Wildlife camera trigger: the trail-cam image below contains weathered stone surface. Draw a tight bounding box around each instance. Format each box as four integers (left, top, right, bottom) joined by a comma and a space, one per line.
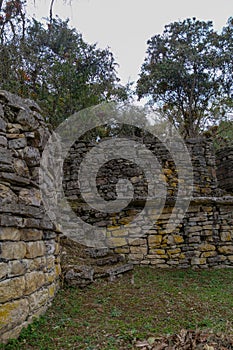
0, 184, 18, 205
218, 245, 233, 254
19, 188, 41, 207
64, 266, 94, 288
0, 262, 9, 279
0, 276, 25, 303
0, 299, 29, 334
148, 235, 162, 247
13, 159, 29, 177
8, 137, 27, 149
20, 229, 43, 241
0, 149, 12, 167
0, 242, 26, 260
24, 271, 45, 295
199, 244, 216, 252
28, 289, 49, 312
24, 146, 40, 167
25, 241, 45, 258
0, 227, 20, 241
0, 136, 7, 147
0, 91, 60, 343
0, 116, 6, 132
8, 261, 27, 277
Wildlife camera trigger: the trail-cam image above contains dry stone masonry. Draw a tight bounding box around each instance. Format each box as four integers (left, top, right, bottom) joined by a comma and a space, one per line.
0, 91, 233, 343
0, 91, 61, 343
216, 147, 233, 194
63, 133, 233, 269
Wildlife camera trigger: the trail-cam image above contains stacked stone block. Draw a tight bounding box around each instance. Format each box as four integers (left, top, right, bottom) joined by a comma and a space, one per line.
216, 147, 233, 194
0, 91, 61, 343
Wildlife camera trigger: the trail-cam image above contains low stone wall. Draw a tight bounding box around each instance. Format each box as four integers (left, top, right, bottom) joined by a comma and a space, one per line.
112, 198, 233, 268
216, 147, 233, 194
0, 91, 61, 342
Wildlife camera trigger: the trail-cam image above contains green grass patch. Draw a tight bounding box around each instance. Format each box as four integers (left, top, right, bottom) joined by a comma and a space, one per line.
1, 267, 233, 349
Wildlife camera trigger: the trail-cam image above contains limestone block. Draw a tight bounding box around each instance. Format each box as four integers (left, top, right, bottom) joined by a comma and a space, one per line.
20, 229, 43, 241
0, 299, 29, 334
199, 243, 216, 252
0, 116, 6, 132
25, 241, 46, 258
201, 251, 217, 258
148, 235, 162, 247
46, 256, 55, 269
0, 323, 24, 343
13, 158, 30, 177
19, 189, 41, 207
0, 276, 25, 303
130, 246, 147, 254
191, 257, 207, 265
0, 242, 26, 259
220, 232, 232, 241
28, 288, 49, 312
218, 245, 233, 254
25, 271, 45, 295
0, 215, 23, 227
8, 137, 27, 149
167, 248, 181, 256
23, 146, 40, 167
0, 227, 20, 241
26, 256, 46, 272
0, 184, 18, 205
129, 238, 146, 246
173, 235, 184, 244
0, 262, 9, 279
128, 253, 144, 261
150, 259, 166, 265
0, 135, 7, 147
108, 237, 127, 247
8, 260, 27, 277
114, 246, 130, 254
45, 271, 56, 283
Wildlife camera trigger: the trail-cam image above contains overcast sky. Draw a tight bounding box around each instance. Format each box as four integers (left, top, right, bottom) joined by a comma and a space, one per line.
28, 0, 232, 84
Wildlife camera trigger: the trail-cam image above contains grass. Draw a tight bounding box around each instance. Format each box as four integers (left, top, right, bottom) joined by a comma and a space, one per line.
1, 267, 233, 349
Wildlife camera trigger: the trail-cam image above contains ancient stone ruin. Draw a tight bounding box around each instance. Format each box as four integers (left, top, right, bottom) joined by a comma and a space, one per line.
0, 91, 61, 342
0, 91, 233, 343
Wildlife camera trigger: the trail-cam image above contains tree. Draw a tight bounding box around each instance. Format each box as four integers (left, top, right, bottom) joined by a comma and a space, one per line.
136, 18, 233, 138
0, 15, 128, 126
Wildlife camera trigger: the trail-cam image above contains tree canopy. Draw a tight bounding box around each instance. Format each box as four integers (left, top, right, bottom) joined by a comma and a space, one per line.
0, 2, 128, 126
137, 17, 233, 138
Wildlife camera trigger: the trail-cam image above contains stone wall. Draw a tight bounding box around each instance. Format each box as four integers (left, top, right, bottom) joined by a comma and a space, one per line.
63, 135, 233, 269
216, 147, 233, 194
63, 135, 218, 200
112, 198, 233, 268
0, 91, 232, 343
0, 91, 61, 343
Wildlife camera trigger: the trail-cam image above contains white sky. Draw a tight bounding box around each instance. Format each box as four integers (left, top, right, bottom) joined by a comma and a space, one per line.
28, 0, 232, 84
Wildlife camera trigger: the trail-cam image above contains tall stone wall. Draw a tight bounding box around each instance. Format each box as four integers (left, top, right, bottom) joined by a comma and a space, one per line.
63, 135, 233, 268
216, 147, 233, 194
0, 91, 61, 343
63, 135, 218, 200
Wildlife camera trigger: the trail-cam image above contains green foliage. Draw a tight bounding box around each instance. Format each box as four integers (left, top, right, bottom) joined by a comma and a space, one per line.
137, 17, 233, 138
0, 11, 128, 127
